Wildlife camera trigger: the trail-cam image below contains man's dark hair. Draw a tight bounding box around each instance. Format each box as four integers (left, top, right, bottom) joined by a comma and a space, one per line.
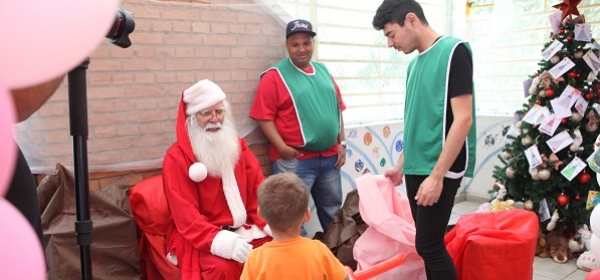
372, 0, 428, 30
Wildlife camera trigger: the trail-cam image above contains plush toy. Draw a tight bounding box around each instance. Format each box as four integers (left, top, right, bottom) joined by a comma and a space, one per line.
546, 231, 571, 264
579, 224, 593, 251
569, 233, 585, 255
577, 251, 600, 271
489, 199, 515, 212
536, 234, 548, 258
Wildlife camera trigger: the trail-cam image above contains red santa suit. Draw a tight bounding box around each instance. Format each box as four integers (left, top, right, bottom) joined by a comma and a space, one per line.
163, 80, 271, 280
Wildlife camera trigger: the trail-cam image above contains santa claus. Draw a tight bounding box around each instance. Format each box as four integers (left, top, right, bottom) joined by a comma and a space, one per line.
163, 79, 272, 279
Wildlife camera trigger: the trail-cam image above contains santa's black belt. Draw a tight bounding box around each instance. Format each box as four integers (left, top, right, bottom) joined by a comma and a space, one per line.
221, 226, 239, 231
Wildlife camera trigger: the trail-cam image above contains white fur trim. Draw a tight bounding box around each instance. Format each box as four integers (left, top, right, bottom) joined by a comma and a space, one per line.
166, 252, 178, 267
222, 169, 247, 228
189, 162, 208, 182
183, 79, 226, 115
210, 230, 239, 259
234, 224, 268, 242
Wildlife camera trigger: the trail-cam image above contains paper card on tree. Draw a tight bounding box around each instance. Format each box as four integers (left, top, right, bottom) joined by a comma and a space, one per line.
587, 191, 599, 210
522, 105, 543, 124
593, 103, 600, 115
534, 107, 551, 125
538, 199, 551, 222
539, 113, 561, 136
560, 85, 582, 107
574, 95, 589, 116
542, 40, 564, 61
583, 50, 600, 75
549, 57, 575, 79
586, 147, 600, 173
561, 157, 586, 181
525, 145, 544, 169
550, 97, 573, 119
523, 78, 532, 98
546, 130, 574, 153
575, 24, 592, 42
549, 12, 562, 34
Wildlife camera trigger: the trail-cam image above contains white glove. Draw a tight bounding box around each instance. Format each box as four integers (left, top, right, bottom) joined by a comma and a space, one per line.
231, 238, 252, 263
211, 230, 252, 263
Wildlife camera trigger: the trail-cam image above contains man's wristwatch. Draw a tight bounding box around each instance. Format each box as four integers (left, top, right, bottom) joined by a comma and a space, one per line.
339, 140, 347, 148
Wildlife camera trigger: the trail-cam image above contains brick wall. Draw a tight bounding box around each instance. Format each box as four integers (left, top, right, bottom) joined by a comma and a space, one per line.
15, 0, 285, 184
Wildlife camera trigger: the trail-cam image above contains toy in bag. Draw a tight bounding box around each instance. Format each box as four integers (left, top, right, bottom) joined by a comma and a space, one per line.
351, 174, 426, 280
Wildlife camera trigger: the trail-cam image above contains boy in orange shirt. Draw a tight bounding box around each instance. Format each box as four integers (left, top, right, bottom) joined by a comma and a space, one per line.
241, 173, 350, 280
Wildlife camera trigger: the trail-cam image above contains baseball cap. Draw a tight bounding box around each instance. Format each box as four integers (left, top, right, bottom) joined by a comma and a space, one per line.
286, 19, 317, 39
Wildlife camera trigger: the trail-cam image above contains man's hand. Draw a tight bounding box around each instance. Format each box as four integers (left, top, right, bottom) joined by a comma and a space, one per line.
278, 145, 302, 160
415, 175, 443, 206
231, 238, 252, 263
384, 165, 403, 186
334, 146, 346, 168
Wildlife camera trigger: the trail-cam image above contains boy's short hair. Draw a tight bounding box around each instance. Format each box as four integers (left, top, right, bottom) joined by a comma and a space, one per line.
372, 0, 429, 30
258, 173, 309, 232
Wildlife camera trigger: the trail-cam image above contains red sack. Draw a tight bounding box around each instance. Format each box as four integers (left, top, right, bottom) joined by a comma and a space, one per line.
444, 209, 538, 280
129, 175, 180, 280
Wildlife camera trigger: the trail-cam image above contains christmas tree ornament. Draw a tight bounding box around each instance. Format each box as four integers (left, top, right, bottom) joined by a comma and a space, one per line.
567, 35, 574, 41
546, 88, 555, 98
579, 172, 591, 184
539, 169, 551, 180
561, 118, 568, 125
585, 93, 594, 100
539, 89, 547, 98
524, 200, 534, 210
557, 193, 570, 207
569, 71, 578, 78
553, 0, 581, 21
547, 209, 560, 231
576, 194, 581, 201
522, 135, 533, 146
501, 150, 512, 160
536, 100, 543, 105
588, 72, 597, 82
506, 167, 516, 178
572, 112, 583, 122
575, 50, 584, 59
551, 55, 560, 64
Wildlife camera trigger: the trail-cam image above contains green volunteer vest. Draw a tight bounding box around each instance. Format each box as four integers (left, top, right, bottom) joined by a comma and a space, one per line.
403, 36, 476, 178
269, 58, 340, 151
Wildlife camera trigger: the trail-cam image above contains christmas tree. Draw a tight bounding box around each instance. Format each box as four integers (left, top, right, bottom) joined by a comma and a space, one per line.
492, 0, 600, 235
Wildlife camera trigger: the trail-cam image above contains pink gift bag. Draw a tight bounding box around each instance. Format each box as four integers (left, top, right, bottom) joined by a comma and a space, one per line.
353, 174, 426, 280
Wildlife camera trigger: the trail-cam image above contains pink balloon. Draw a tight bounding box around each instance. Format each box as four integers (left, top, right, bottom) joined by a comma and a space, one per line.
0, 198, 46, 280
0, 0, 120, 88
0, 78, 16, 197
586, 267, 600, 280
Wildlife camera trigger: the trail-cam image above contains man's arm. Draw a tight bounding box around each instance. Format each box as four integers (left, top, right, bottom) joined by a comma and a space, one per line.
334, 112, 346, 168
255, 120, 301, 160
11, 75, 65, 122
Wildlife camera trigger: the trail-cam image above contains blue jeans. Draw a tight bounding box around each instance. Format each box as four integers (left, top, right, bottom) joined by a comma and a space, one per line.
272, 155, 342, 234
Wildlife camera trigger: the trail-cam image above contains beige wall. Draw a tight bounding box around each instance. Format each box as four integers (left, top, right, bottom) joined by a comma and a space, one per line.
15, 0, 286, 175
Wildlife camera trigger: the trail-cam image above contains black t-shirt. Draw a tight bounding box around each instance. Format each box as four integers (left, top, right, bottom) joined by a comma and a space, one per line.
5, 145, 43, 246
445, 44, 473, 173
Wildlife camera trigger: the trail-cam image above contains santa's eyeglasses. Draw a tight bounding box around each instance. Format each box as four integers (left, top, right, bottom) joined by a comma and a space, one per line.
196, 108, 226, 120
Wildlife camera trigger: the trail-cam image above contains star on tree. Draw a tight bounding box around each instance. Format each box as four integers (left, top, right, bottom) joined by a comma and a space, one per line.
553, 0, 582, 21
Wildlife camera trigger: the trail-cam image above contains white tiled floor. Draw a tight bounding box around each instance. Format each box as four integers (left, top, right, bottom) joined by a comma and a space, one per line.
451, 201, 588, 280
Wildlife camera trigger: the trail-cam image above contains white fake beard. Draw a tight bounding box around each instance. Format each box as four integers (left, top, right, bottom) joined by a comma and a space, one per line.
187, 116, 241, 178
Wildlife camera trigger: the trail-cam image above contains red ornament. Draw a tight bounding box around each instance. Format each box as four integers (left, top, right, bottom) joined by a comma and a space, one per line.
561, 118, 568, 125
578, 172, 591, 184
553, 0, 582, 21
567, 35, 573, 41
576, 73, 581, 78
536, 100, 542, 105
569, 71, 577, 78
547, 88, 555, 97
575, 194, 581, 201
559, 28, 565, 34
557, 193, 570, 206
585, 93, 593, 100
551, 35, 556, 40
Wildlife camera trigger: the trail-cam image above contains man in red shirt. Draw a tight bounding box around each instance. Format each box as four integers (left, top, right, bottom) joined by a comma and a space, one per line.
250, 19, 347, 235
163, 79, 271, 279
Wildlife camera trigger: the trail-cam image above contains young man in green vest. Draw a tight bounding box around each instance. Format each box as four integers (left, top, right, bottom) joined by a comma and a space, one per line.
250, 19, 347, 236
373, 1, 476, 279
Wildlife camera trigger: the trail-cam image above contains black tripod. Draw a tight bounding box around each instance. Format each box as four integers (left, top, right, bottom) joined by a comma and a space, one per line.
67, 58, 93, 280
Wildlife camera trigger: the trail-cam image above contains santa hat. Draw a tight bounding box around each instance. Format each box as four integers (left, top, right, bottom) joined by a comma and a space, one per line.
183, 79, 226, 116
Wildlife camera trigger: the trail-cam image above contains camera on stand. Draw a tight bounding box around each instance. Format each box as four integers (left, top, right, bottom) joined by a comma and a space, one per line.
106, 8, 135, 48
